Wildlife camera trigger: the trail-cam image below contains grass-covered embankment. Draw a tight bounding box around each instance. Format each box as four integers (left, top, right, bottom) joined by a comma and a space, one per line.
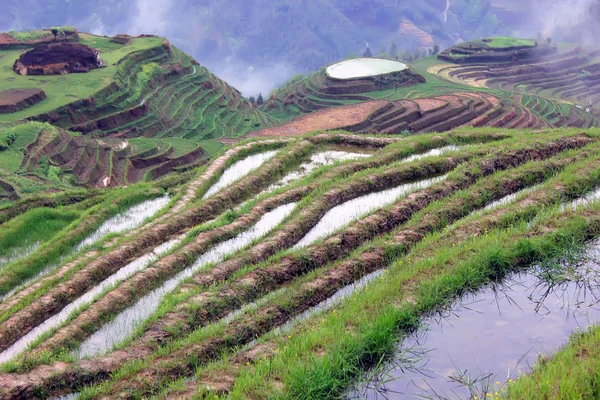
504, 327, 600, 399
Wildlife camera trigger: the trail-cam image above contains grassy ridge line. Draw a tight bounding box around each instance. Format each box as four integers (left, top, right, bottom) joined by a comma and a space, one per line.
216, 170, 600, 400
0, 140, 310, 353
0, 139, 291, 326
0, 188, 99, 226
505, 324, 600, 399
10, 133, 504, 368
76, 136, 597, 398
8, 134, 588, 398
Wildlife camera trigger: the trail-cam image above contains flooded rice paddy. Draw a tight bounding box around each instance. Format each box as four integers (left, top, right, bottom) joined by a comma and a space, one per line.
74, 202, 297, 358
0, 238, 183, 363
266, 150, 371, 193
294, 175, 447, 248
0, 196, 171, 303
76, 195, 170, 251
400, 146, 464, 164
203, 150, 279, 198
0, 242, 40, 271
326, 58, 408, 80
349, 241, 600, 400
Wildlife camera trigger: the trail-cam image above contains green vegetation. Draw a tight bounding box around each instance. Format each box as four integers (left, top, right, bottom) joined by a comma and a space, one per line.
6, 30, 52, 42
506, 324, 600, 399
464, 36, 537, 49
2, 21, 600, 400
0, 122, 47, 171
0, 207, 79, 258
0, 35, 163, 122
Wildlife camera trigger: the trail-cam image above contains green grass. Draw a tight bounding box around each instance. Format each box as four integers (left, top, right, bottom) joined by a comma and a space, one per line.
163, 138, 200, 158
78, 33, 123, 52
505, 324, 600, 399
221, 204, 600, 400
459, 36, 537, 50
0, 36, 163, 122
127, 137, 157, 156
6, 30, 52, 42
0, 184, 162, 298
0, 122, 48, 172
0, 207, 79, 258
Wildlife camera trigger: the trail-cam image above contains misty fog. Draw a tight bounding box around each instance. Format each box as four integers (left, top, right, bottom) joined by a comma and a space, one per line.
3, 0, 600, 96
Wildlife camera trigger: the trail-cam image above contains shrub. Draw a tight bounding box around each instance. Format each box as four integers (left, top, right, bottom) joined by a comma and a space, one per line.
0, 130, 16, 151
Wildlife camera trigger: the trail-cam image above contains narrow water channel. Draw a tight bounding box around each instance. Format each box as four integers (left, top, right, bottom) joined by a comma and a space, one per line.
294, 175, 447, 249
76, 194, 171, 251
349, 241, 600, 400
0, 195, 171, 303
0, 242, 40, 271
74, 202, 297, 358
203, 150, 279, 198
400, 146, 464, 164
266, 151, 371, 193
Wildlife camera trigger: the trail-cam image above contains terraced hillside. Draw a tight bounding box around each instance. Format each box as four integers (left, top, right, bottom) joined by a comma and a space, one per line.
0, 30, 276, 192
0, 127, 599, 399
257, 91, 547, 137
432, 41, 600, 128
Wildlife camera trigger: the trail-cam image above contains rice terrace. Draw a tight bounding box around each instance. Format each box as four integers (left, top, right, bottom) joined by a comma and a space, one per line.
1, 9, 600, 400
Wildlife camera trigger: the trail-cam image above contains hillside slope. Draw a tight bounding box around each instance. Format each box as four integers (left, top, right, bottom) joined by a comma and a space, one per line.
0, 29, 276, 197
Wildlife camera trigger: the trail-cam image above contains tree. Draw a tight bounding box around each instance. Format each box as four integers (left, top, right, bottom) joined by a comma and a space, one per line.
248, 96, 256, 104
547, 37, 552, 45
50, 28, 59, 40
363, 47, 373, 58
390, 42, 398, 59
433, 44, 440, 54
257, 93, 264, 105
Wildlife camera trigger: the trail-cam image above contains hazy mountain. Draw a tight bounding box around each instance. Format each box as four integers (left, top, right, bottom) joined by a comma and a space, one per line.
0, 0, 513, 94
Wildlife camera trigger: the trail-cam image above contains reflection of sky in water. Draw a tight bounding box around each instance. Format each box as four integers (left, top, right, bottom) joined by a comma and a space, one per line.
351, 241, 600, 399
203, 151, 279, 198
295, 175, 447, 248
77, 195, 170, 251
265, 151, 371, 194
75, 203, 296, 359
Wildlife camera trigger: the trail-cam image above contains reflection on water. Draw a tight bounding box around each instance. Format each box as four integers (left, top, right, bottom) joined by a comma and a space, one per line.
203, 151, 279, 198
295, 175, 447, 249
0, 239, 182, 363
74, 203, 296, 358
266, 151, 371, 193
0, 242, 40, 271
349, 241, 600, 400
77, 195, 170, 251
0, 196, 171, 303
400, 146, 464, 164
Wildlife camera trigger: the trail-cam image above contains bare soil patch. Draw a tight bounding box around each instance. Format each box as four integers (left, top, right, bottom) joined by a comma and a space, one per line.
249, 101, 388, 137
0, 89, 46, 114
13, 43, 102, 76
0, 34, 18, 45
